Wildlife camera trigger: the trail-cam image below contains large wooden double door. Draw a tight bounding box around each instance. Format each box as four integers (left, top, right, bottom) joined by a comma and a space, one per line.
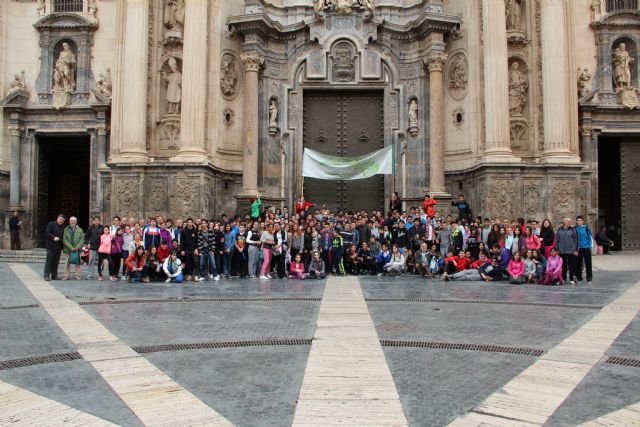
621, 141, 640, 250
303, 90, 385, 212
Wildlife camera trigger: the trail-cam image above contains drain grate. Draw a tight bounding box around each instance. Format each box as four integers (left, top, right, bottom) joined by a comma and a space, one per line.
78, 297, 322, 306
366, 298, 602, 310
133, 338, 313, 354
380, 340, 545, 357
606, 356, 640, 368
0, 304, 40, 310
0, 352, 81, 371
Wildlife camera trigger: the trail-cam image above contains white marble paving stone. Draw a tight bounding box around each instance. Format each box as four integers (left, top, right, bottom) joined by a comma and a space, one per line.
10, 264, 235, 427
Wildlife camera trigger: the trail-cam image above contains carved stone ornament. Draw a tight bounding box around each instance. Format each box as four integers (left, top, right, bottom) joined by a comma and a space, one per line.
577, 67, 591, 99
408, 98, 419, 137
95, 68, 112, 101
509, 117, 528, 150
505, 0, 522, 33
425, 53, 448, 73
619, 88, 639, 110
268, 98, 279, 137
220, 53, 240, 100
314, 0, 375, 21
332, 43, 356, 82
159, 116, 180, 149
96, 124, 109, 136
8, 126, 24, 138
6, 71, 26, 96
508, 61, 528, 116
452, 108, 464, 130
223, 107, 235, 130
552, 181, 575, 222
447, 53, 468, 100
36, 0, 45, 17
164, 0, 185, 38
240, 52, 265, 73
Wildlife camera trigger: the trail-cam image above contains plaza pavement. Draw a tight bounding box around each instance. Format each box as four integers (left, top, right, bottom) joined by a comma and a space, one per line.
0, 253, 639, 426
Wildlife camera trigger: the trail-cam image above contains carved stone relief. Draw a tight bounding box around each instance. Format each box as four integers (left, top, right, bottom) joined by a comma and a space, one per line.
220, 52, 241, 100
508, 61, 528, 116
452, 108, 465, 130
505, 0, 522, 33
6, 71, 26, 96
95, 69, 112, 101
509, 118, 528, 150
164, 0, 185, 38
447, 53, 468, 100
147, 180, 167, 213
159, 117, 180, 150
314, 0, 375, 21
524, 180, 541, 218
268, 97, 279, 137
491, 179, 516, 219
223, 107, 235, 130
552, 181, 576, 222
117, 179, 138, 211
331, 42, 356, 82
577, 67, 591, 99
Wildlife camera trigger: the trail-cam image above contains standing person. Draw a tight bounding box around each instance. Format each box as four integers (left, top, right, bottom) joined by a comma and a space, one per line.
250, 195, 262, 220
121, 225, 135, 279
111, 227, 124, 280
451, 194, 472, 222
109, 216, 121, 236
295, 195, 316, 218
539, 219, 555, 259
331, 228, 345, 275
8, 211, 21, 250
524, 226, 541, 250
246, 222, 262, 278
389, 191, 402, 213
273, 223, 288, 279
422, 194, 437, 219
437, 223, 451, 256
143, 218, 162, 249
556, 217, 579, 285
97, 226, 115, 282
62, 216, 84, 280
84, 216, 103, 280
575, 215, 594, 285
44, 214, 66, 281
259, 224, 275, 279
233, 226, 248, 278
222, 223, 237, 278
181, 218, 199, 281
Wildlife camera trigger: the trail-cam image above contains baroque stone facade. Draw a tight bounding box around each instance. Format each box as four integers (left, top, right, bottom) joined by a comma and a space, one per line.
0, 0, 638, 248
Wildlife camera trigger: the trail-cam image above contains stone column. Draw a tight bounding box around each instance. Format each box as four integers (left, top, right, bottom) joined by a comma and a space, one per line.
239, 52, 264, 195
173, 0, 208, 161
482, 0, 512, 159
95, 125, 108, 213
8, 125, 23, 207
118, 0, 148, 162
541, 0, 572, 160
425, 52, 448, 195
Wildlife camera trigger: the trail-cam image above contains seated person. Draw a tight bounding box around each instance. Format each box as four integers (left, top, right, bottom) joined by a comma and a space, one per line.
538, 247, 563, 286
157, 240, 170, 264
414, 242, 431, 278
404, 249, 416, 274
357, 242, 376, 275
507, 251, 526, 284
595, 226, 614, 254
444, 253, 491, 281
162, 251, 184, 283
289, 253, 309, 280
383, 244, 406, 276
142, 247, 162, 283
309, 251, 326, 279
376, 243, 392, 276
345, 244, 360, 275
480, 257, 504, 282
125, 246, 146, 283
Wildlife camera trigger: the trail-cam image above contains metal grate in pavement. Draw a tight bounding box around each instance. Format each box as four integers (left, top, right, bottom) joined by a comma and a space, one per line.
366, 298, 602, 310
606, 356, 640, 368
77, 297, 322, 306
0, 352, 81, 371
380, 340, 545, 357
133, 338, 313, 354
0, 304, 40, 310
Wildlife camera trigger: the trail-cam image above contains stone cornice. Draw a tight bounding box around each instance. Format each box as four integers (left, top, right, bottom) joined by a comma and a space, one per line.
33, 12, 98, 31
591, 10, 640, 29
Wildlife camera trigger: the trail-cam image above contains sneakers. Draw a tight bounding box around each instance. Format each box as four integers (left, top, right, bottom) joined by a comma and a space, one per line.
377, 273, 383, 277
141, 277, 150, 283
209, 274, 214, 279
587, 281, 592, 286
98, 276, 104, 281
570, 280, 576, 285
259, 275, 269, 280
213, 275, 220, 281
120, 276, 127, 281
165, 278, 172, 283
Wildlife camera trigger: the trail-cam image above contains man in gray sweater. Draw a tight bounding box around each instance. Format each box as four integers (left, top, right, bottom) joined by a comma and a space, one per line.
556, 217, 579, 285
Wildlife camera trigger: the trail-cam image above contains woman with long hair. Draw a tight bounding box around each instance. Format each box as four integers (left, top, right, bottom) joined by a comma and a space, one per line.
540, 218, 555, 259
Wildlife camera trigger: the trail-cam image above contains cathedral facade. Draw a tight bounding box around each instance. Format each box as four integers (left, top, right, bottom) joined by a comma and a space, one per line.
0, 0, 639, 249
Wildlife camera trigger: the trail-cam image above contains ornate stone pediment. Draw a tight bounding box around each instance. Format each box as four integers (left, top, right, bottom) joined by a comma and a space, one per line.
1, 89, 30, 108
33, 13, 98, 31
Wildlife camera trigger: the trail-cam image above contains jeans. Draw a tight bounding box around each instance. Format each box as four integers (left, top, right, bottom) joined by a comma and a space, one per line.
576, 248, 593, 281
248, 245, 260, 276
450, 269, 482, 281
86, 249, 98, 279
97, 253, 113, 277
121, 250, 129, 276
223, 251, 233, 276
44, 249, 62, 279
200, 251, 218, 276
560, 253, 577, 282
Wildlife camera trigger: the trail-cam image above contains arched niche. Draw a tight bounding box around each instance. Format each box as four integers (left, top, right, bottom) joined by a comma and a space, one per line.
611, 37, 638, 89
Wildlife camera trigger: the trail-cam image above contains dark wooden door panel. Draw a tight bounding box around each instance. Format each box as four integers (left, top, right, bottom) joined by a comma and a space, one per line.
621, 142, 640, 250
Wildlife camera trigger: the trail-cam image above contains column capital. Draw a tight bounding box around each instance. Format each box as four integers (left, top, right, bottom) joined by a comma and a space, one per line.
581, 125, 593, 137
240, 52, 265, 73
424, 53, 448, 73
7, 126, 24, 137
96, 124, 109, 136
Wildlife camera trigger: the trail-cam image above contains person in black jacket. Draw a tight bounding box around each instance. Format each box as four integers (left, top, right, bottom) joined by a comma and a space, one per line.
84, 216, 103, 280
451, 194, 472, 222
44, 214, 66, 281
8, 211, 21, 250
181, 218, 199, 280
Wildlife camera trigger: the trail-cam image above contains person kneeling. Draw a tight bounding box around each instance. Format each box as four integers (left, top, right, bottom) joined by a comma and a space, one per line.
309, 251, 326, 279
163, 251, 184, 283
507, 252, 526, 284
289, 254, 309, 280
125, 246, 146, 283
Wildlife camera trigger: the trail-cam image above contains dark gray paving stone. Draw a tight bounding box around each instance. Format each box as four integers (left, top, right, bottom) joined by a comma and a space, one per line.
368, 300, 596, 350
0, 308, 75, 361
547, 363, 640, 426
606, 313, 640, 358
0, 360, 143, 426
144, 347, 310, 427
82, 301, 320, 346
0, 263, 40, 307
384, 348, 536, 427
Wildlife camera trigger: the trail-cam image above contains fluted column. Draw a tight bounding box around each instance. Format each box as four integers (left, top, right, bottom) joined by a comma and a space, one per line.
541, 0, 572, 160
240, 52, 264, 195
8, 126, 23, 207
174, 0, 208, 161
425, 52, 448, 195
118, 0, 148, 162
482, 0, 512, 159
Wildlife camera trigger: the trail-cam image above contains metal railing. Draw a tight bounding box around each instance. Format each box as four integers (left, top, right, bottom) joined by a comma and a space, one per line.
605, 0, 639, 13
53, 0, 84, 13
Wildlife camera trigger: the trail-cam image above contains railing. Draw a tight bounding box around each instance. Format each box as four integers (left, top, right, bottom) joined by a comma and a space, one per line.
605, 0, 639, 13
53, 0, 84, 13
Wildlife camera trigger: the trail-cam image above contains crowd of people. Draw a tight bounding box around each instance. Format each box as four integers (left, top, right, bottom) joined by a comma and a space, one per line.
41, 193, 610, 286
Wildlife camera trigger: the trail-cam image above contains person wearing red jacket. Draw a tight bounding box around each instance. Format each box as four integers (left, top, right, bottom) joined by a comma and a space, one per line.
125, 246, 146, 283
422, 194, 438, 218
295, 195, 316, 217
156, 240, 170, 264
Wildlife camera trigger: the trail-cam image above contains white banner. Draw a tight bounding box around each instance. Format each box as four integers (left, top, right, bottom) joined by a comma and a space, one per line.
302, 146, 394, 180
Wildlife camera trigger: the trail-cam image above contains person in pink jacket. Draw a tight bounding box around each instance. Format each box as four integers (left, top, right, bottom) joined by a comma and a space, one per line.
507, 251, 526, 284
524, 226, 541, 250
289, 253, 309, 280
538, 248, 563, 286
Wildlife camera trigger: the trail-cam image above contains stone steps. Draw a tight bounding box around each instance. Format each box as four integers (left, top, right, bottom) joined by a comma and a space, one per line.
0, 250, 67, 263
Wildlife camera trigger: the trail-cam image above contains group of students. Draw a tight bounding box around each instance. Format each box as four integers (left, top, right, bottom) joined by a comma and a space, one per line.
43, 193, 603, 285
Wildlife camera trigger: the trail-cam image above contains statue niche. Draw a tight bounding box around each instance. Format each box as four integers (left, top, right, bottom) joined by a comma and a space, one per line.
612, 40, 639, 109
164, 0, 185, 38
331, 42, 356, 82
162, 56, 182, 115
508, 59, 529, 150
51, 40, 77, 110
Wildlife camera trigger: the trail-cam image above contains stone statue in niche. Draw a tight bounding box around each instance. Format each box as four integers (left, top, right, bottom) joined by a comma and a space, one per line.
408, 98, 419, 136
505, 0, 522, 32
332, 45, 355, 82
220, 54, 239, 99
164, 0, 185, 37
613, 43, 634, 90
577, 68, 591, 98
96, 69, 112, 100
508, 62, 528, 116
269, 100, 278, 126
163, 57, 182, 115
53, 43, 76, 92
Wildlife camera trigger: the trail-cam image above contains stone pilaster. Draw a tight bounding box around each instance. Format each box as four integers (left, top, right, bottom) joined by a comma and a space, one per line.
95, 125, 108, 213
239, 52, 264, 196
482, 0, 512, 160
425, 52, 448, 196
8, 125, 23, 208
541, 0, 573, 161
173, 0, 208, 161
117, 0, 148, 162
